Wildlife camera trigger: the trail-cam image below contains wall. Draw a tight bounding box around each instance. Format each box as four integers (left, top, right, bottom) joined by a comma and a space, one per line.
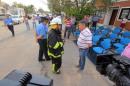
113, 0, 130, 30
98, 0, 130, 30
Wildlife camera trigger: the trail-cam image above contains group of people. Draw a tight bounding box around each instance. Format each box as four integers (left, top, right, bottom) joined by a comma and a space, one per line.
3, 13, 94, 74
3, 12, 97, 74
36, 15, 129, 74
3, 12, 129, 75
3, 14, 42, 37
34, 14, 94, 74
35, 16, 64, 74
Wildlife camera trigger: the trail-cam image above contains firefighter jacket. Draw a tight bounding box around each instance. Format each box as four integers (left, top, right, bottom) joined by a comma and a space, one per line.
48, 29, 64, 58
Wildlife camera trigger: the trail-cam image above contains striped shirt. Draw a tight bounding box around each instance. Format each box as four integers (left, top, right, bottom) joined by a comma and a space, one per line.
77, 28, 92, 49
66, 20, 72, 27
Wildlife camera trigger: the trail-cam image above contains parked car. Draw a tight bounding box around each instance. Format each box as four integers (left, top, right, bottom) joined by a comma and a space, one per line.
11, 15, 24, 24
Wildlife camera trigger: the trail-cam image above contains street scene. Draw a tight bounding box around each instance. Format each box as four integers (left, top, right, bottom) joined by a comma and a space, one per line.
0, 0, 130, 86
0, 22, 113, 86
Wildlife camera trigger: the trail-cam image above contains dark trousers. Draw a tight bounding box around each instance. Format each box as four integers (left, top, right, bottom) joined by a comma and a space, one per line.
71, 25, 76, 36
92, 21, 97, 32
52, 57, 62, 72
7, 25, 15, 36
64, 27, 72, 39
38, 39, 50, 61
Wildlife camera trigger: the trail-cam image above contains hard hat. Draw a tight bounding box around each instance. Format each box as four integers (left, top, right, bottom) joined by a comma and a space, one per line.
50, 17, 62, 25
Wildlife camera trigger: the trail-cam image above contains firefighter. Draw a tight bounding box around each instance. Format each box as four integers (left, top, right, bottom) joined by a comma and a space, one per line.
48, 18, 64, 74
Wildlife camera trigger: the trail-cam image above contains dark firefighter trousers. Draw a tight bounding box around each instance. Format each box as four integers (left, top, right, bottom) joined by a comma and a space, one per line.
51, 57, 62, 73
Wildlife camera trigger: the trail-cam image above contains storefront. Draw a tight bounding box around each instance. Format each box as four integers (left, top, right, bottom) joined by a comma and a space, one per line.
100, 0, 130, 30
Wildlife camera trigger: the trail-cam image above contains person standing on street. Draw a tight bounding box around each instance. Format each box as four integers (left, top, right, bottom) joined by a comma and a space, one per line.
36, 17, 50, 62
24, 15, 30, 30
88, 15, 92, 28
92, 14, 99, 31
32, 15, 36, 29
48, 18, 64, 74
71, 16, 76, 36
4, 14, 15, 37
64, 18, 72, 39
36, 14, 41, 24
77, 20, 92, 71
120, 16, 128, 30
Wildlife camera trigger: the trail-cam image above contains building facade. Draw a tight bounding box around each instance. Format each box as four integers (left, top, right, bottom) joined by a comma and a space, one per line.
97, 0, 130, 30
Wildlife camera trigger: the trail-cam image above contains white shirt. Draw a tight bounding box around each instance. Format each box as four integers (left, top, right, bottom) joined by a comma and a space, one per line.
77, 28, 92, 49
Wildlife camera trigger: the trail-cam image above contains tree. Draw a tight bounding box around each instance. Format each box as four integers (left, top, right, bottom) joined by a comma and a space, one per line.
38, 8, 44, 14
48, 0, 96, 20
103, 0, 118, 10
2, 2, 10, 10
12, 2, 25, 8
25, 5, 35, 14
48, 0, 62, 14
12, 2, 35, 14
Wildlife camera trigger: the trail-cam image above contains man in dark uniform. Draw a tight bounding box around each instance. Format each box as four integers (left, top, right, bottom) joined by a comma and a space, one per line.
4, 14, 15, 37
48, 18, 64, 74
36, 17, 50, 62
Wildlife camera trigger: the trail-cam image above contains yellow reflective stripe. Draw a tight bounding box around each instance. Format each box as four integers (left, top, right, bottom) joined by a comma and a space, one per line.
59, 42, 63, 47
52, 64, 55, 73
49, 45, 52, 48
61, 51, 64, 54
48, 50, 61, 58
54, 42, 60, 49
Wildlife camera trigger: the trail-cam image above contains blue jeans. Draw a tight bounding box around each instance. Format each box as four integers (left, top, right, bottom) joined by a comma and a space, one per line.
71, 25, 76, 36
79, 48, 88, 70
25, 22, 30, 30
32, 22, 36, 29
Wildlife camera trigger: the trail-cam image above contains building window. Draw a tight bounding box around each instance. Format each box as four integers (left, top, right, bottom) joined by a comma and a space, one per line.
128, 12, 130, 20
119, 8, 130, 20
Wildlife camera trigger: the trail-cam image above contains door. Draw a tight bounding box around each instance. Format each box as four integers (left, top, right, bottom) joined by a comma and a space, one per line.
109, 9, 118, 25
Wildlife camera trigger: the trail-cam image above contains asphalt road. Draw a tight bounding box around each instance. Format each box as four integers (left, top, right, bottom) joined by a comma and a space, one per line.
0, 22, 114, 86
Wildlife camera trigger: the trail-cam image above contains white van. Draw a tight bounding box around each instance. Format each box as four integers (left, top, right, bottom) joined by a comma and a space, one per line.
9, 8, 25, 24
11, 15, 24, 24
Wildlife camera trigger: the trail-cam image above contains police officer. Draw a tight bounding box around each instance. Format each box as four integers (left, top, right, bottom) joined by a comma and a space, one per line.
36, 17, 50, 62
48, 18, 64, 74
4, 14, 15, 37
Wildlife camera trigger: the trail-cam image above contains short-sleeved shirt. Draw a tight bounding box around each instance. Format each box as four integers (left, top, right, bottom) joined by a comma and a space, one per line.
4, 18, 13, 25
92, 16, 99, 22
36, 23, 48, 39
66, 20, 72, 27
77, 28, 92, 49
36, 16, 41, 21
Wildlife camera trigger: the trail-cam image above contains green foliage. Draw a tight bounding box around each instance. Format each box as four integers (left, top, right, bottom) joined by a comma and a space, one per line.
38, 8, 44, 14
48, 0, 62, 14
12, 2, 35, 14
48, 0, 96, 21
64, 6, 96, 21
102, 0, 119, 11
